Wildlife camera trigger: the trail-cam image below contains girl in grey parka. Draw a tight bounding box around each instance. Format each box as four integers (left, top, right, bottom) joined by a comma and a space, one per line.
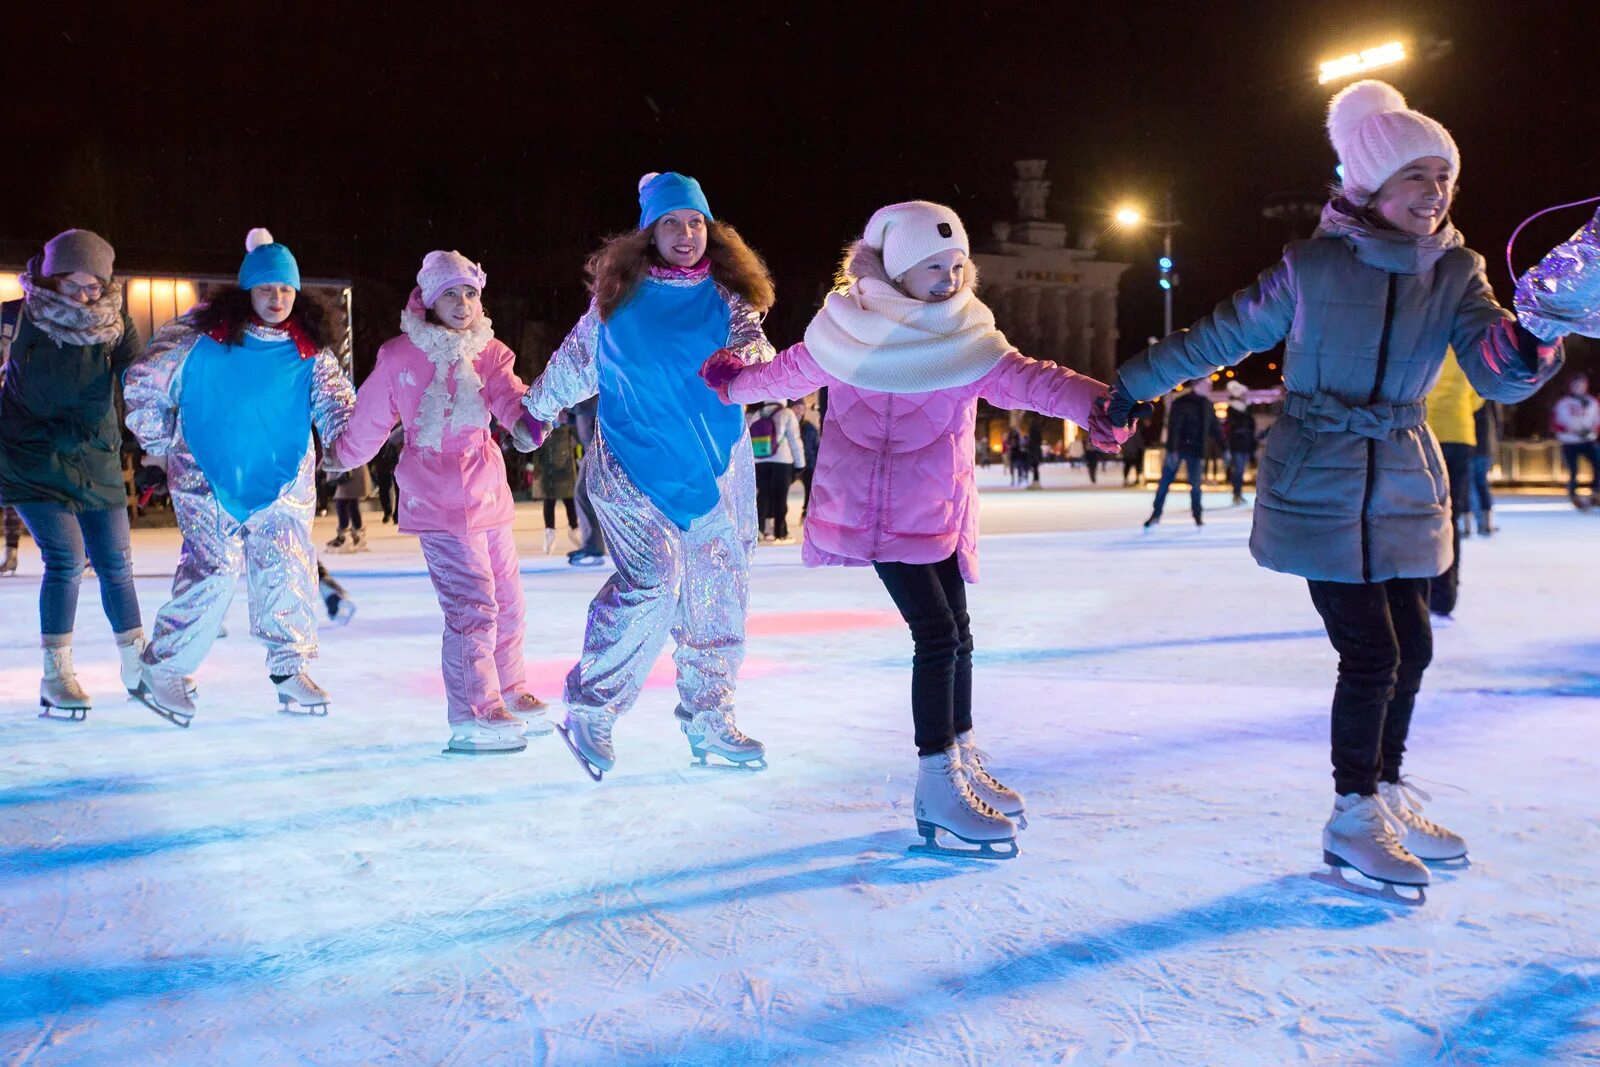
1103, 81, 1564, 892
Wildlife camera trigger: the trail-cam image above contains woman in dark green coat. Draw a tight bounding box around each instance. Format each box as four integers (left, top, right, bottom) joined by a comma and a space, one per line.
0, 229, 144, 717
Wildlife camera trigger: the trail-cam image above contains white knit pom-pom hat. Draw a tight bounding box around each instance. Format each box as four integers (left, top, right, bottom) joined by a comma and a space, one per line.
864, 201, 970, 280
1326, 79, 1459, 202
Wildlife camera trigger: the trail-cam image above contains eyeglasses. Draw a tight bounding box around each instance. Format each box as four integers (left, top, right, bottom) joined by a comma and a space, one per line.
57, 279, 105, 299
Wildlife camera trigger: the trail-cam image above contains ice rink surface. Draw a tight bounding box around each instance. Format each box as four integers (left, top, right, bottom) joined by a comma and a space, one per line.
4, 468, 1598, 1065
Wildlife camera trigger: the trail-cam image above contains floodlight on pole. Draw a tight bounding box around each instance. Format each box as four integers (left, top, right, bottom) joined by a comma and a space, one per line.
1113, 206, 1144, 228
1318, 41, 1406, 84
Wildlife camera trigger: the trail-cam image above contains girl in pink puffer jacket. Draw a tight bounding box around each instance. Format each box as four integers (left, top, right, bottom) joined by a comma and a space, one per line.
332, 251, 549, 755
702, 201, 1130, 857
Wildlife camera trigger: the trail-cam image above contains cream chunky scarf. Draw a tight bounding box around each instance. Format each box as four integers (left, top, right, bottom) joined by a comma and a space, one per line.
802, 244, 1012, 393
399, 304, 494, 451
18, 264, 125, 347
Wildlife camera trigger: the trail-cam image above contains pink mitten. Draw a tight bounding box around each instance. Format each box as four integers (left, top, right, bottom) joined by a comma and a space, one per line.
699, 349, 746, 396
1086, 393, 1135, 454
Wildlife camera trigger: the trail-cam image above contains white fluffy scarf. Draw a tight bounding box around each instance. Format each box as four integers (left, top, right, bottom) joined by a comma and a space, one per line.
801, 242, 1012, 393
399, 305, 494, 451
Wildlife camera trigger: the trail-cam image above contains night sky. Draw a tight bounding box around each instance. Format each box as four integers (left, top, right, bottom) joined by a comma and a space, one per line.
8, 1, 1598, 378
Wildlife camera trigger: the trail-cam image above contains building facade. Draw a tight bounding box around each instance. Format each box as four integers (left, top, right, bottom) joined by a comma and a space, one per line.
971, 160, 1129, 458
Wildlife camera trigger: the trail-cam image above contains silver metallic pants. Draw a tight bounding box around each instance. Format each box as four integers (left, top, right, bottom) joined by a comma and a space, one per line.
143, 483, 319, 678
565, 429, 757, 718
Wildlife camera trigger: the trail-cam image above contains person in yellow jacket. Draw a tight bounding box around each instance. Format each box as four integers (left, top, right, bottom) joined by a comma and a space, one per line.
1425, 348, 1482, 620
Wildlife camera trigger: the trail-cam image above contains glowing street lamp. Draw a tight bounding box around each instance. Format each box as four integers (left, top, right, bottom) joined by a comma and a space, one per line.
1317, 40, 1406, 84
1113, 197, 1181, 336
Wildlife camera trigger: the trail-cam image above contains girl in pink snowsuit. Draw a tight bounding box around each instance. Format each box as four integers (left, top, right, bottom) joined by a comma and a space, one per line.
703, 201, 1130, 857
331, 251, 548, 754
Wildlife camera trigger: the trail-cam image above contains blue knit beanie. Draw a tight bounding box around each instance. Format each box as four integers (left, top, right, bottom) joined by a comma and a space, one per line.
637, 172, 713, 230
238, 228, 302, 290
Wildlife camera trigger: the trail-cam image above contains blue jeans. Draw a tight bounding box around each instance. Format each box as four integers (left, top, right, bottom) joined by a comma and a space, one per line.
13, 502, 142, 637
1561, 441, 1599, 496
1227, 451, 1251, 497
1151, 452, 1204, 518
1468, 453, 1493, 522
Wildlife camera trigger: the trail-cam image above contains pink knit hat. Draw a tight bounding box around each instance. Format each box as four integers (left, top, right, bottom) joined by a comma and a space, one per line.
417, 250, 487, 308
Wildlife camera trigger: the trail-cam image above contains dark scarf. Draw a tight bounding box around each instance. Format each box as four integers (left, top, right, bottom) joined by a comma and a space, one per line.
17, 257, 125, 347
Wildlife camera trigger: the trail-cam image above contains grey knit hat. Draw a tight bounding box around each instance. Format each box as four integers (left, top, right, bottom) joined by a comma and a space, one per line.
41, 229, 115, 281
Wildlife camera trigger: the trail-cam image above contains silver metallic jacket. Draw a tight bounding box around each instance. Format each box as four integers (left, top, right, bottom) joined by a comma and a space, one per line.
1516, 205, 1600, 342
522, 280, 773, 420
125, 317, 354, 498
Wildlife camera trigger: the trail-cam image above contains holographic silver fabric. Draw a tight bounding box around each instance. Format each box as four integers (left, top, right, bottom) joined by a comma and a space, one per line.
525, 276, 772, 720
125, 320, 355, 677
522, 280, 775, 421
563, 426, 757, 718
1516, 206, 1600, 342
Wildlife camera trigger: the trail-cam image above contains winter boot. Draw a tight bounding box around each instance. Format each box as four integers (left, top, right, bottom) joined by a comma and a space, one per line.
955, 730, 1026, 827
40, 635, 91, 717
505, 690, 554, 735
1321, 793, 1429, 886
677, 706, 767, 769
1378, 779, 1468, 861
911, 746, 1017, 857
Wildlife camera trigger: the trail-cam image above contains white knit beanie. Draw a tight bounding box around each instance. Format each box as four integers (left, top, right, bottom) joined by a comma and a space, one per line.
418, 250, 487, 308
1326, 80, 1459, 202
864, 201, 970, 280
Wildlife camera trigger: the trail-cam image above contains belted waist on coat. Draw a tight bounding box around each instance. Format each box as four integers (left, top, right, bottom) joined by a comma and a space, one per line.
1283, 392, 1427, 440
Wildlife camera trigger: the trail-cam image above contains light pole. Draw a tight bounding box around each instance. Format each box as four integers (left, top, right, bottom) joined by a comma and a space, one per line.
1114, 191, 1181, 338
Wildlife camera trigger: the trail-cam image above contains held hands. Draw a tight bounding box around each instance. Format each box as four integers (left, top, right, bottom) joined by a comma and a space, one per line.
511, 411, 548, 453
1088, 378, 1154, 452
1102, 376, 1152, 429
1086, 394, 1134, 453
699, 348, 745, 404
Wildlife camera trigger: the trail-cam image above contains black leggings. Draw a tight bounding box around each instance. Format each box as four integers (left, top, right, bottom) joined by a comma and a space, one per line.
1307, 577, 1432, 796
874, 552, 974, 756
335, 498, 364, 531
543, 497, 578, 529
755, 462, 794, 538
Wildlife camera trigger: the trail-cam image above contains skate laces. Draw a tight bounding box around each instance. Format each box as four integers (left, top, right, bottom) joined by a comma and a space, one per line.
1382, 779, 1450, 835
1365, 795, 1414, 854
945, 755, 1002, 818
695, 709, 748, 743
958, 736, 1004, 788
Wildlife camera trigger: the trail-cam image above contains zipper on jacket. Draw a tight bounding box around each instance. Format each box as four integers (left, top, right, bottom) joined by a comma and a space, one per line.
1359, 273, 1399, 584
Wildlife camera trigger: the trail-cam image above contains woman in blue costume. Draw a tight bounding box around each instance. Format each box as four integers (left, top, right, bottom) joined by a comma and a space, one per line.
524, 172, 776, 780
124, 229, 355, 726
